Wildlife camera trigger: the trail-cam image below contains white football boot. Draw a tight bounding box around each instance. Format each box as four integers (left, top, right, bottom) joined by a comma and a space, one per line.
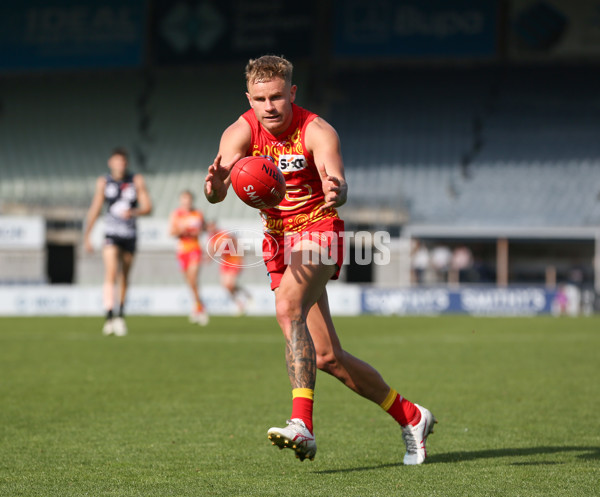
267, 419, 316, 462
112, 317, 128, 337
102, 319, 114, 336
190, 310, 209, 326
401, 404, 437, 465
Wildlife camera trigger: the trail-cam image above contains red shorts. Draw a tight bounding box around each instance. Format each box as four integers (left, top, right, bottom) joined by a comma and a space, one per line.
262, 217, 345, 290
177, 249, 201, 271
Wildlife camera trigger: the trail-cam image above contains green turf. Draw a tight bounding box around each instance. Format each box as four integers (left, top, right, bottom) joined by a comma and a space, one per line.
0, 315, 599, 497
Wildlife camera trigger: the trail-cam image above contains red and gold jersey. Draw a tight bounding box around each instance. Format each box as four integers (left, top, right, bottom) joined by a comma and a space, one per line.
172, 208, 204, 253
241, 103, 339, 235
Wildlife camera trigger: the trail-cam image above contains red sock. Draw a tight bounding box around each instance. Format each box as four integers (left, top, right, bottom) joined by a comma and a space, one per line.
291, 388, 314, 434
381, 389, 421, 427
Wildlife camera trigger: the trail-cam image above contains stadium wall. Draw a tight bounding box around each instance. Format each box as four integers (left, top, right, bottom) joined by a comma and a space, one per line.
0, 216, 46, 283
0, 284, 584, 317
0, 216, 595, 316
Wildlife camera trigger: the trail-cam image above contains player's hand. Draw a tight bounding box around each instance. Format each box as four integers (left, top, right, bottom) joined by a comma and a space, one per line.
204, 153, 240, 204
84, 237, 94, 254
317, 163, 347, 211
121, 209, 134, 220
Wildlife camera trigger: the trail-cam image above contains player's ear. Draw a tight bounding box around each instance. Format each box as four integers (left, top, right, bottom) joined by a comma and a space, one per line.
289, 85, 297, 103
246, 92, 253, 108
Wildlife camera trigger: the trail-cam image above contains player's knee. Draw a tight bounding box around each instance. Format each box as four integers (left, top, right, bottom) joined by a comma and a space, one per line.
275, 296, 302, 326
316, 349, 342, 375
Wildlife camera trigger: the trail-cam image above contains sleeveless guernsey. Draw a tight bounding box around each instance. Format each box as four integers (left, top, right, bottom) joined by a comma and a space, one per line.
103, 173, 138, 239
241, 104, 339, 236
172, 208, 203, 253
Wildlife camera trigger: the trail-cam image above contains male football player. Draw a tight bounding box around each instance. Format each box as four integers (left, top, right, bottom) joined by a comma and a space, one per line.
204, 56, 435, 464
84, 147, 152, 336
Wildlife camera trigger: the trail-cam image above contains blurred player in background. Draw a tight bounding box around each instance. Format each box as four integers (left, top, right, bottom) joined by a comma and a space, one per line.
205, 221, 251, 315
84, 147, 152, 336
204, 55, 436, 464
169, 190, 208, 325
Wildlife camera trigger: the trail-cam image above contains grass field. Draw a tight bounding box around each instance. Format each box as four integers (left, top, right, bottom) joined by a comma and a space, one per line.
1, 315, 599, 497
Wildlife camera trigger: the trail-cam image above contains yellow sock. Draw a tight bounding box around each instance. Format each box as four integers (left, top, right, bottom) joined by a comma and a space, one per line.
291, 388, 314, 433
292, 388, 314, 400
380, 388, 398, 412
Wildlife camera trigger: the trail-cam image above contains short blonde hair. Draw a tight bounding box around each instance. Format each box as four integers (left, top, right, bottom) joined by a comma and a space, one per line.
245, 55, 293, 88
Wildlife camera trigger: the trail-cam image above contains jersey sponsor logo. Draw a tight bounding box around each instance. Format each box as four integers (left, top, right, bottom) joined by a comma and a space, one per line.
109, 199, 130, 218
278, 154, 307, 172
105, 182, 119, 199
105, 181, 136, 202
121, 183, 137, 201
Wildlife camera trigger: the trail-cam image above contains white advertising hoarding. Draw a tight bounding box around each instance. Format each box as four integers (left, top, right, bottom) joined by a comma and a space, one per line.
0, 216, 45, 249
0, 284, 361, 316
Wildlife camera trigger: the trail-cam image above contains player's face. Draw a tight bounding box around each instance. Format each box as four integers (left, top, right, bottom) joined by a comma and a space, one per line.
179, 193, 193, 210
246, 77, 297, 136
108, 154, 127, 179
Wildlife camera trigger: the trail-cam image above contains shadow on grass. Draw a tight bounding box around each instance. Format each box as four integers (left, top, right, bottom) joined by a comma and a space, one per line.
314, 446, 600, 474
427, 446, 600, 464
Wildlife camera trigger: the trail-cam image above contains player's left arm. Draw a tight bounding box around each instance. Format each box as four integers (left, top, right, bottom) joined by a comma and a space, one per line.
131, 174, 153, 217
305, 117, 348, 210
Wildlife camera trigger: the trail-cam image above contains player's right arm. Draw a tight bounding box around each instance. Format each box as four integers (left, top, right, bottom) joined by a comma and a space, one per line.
83, 176, 106, 253
168, 210, 182, 238
204, 117, 251, 204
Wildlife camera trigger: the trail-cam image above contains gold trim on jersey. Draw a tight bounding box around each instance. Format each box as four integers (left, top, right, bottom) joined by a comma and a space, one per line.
263, 203, 339, 236
276, 184, 313, 211
250, 127, 304, 162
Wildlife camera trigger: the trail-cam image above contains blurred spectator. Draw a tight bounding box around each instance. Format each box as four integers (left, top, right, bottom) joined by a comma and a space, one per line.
411, 240, 430, 284
551, 285, 569, 316
552, 284, 581, 317
431, 245, 452, 283
450, 245, 474, 285
567, 266, 584, 287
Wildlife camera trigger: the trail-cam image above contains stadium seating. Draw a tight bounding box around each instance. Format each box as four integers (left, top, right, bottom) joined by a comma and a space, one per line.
0, 68, 248, 219
0, 72, 140, 211
331, 66, 600, 227
1, 65, 599, 228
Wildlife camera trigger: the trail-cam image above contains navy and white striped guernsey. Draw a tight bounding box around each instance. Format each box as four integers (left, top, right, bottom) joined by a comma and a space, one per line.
103, 172, 138, 239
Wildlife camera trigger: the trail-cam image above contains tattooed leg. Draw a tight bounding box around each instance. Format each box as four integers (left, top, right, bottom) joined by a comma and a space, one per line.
274, 242, 337, 392
285, 318, 317, 389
